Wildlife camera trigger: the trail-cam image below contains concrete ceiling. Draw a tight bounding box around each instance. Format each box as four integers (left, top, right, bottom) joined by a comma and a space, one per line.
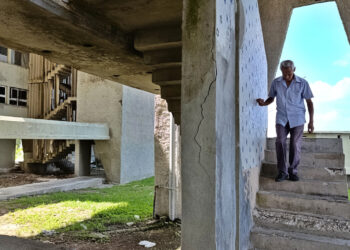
0, 0, 182, 94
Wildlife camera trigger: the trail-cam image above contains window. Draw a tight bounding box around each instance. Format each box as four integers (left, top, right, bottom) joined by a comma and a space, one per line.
10, 87, 27, 107
0, 86, 5, 103
0, 46, 7, 63
11, 50, 22, 66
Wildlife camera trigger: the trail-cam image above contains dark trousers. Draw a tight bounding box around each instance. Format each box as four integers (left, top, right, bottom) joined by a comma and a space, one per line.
275, 122, 304, 175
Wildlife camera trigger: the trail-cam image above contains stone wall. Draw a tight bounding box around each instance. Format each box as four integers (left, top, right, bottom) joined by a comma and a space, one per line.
238, 0, 268, 248
154, 96, 181, 219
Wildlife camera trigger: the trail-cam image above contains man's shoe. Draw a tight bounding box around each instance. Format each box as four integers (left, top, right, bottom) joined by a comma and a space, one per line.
275, 172, 289, 182
289, 173, 299, 181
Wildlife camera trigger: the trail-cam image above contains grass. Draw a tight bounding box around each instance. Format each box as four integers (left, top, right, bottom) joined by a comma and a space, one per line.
348, 189, 350, 201
0, 177, 154, 237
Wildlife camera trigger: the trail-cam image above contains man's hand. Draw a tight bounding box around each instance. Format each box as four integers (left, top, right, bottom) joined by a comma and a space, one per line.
256, 98, 265, 106
306, 99, 314, 133
308, 121, 314, 133
256, 97, 274, 106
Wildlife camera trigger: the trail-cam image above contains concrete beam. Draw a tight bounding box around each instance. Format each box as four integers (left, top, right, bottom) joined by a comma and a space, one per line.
258, 0, 333, 85
258, 0, 293, 85
336, 0, 350, 45
0, 116, 109, 140
0, 0, 159, 93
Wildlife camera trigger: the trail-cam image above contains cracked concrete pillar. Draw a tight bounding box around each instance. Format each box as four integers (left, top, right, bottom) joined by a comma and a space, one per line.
182, 0, 237, 249
74, 140, 91, 176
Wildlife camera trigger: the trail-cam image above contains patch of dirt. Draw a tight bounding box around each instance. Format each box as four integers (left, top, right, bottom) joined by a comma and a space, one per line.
38, 220, 181, 250
0, 173, 74, 188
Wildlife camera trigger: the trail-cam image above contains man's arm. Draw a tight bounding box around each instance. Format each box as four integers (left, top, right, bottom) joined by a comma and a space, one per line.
306, 99, 314, 133
256, 97, 274, 106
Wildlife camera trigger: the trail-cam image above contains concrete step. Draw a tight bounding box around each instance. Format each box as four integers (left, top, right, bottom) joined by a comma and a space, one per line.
0, 177, 104, 200
261, 161, 347, 181
253, 208, 350, 240
260, 176, 348, 197
251, 227, 350, 250
266, 137, 343, 153
256, 190, 350, 220
264, 150, 345, 168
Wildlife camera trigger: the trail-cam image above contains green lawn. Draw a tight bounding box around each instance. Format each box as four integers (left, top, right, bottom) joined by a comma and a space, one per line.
0, 177, 154, 237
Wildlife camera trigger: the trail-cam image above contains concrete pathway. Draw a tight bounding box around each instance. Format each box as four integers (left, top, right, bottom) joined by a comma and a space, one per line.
0, 177, 104, 201
0, 235, 65, 250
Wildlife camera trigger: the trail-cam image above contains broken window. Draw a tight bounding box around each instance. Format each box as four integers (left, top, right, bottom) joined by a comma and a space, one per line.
0, 46, 7, 63
0, 86, 5, 103
9, 87, 27, 106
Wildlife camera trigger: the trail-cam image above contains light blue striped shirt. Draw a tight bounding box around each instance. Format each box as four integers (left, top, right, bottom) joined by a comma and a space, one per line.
268, 75, 314, 128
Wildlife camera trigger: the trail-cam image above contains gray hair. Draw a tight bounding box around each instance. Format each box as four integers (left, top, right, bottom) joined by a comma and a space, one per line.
280, 60, 295, 70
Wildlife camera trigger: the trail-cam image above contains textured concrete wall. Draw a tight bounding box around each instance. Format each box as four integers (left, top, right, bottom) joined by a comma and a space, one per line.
120, 86, 155, 184
238, 0, 268, 249
0, 139, 16, 172
0, 61, 28, 118
76, 71, 123, 183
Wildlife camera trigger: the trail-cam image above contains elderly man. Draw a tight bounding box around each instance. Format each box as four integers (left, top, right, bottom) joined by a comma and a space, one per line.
257, 60, 314, 182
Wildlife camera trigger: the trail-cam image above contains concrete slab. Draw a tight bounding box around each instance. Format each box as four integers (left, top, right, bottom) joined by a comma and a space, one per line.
0, 116, 109, 140
257, 190, 350, 220
261, 161, 347, 182
260, 176, 348, 197
0, 235, 65, 250
254, 208, 350, 240
0, 177, 104, 201
251, 226, 350, 250
265, 150, 345, 169
266, 137, 343, 153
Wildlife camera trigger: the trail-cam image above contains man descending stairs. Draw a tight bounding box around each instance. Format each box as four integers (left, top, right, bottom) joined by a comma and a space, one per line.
250, 137, 350, 250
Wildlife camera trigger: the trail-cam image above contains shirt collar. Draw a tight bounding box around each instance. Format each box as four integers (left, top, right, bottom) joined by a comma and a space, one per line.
277, 74, 302, 83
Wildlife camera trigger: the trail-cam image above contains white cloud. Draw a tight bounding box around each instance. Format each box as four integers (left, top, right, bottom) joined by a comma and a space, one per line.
268, 77, 350, 134
333, 53, 350, 67
309, 78, 350, 103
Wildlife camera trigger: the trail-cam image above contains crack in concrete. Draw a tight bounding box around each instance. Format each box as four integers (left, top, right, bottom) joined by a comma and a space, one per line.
193, 45, 217, 185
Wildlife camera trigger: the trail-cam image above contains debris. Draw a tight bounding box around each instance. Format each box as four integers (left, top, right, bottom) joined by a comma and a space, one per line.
134, 215, 140, 220
80, 223, 87, 230
139, 240, 156, 248
146, 219, 158, 225
42, 230, 56, 236
89, 232, 108, 239
126, 222, 134, 226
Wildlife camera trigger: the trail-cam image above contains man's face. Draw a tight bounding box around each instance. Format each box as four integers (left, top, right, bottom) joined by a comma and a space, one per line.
281, 67, 295, 82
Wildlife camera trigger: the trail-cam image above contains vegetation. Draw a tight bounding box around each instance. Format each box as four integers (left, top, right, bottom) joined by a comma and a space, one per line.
0, 177, 154, 237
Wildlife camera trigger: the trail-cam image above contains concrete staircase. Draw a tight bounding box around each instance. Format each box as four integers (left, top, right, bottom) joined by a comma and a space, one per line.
251, 138, 350, 250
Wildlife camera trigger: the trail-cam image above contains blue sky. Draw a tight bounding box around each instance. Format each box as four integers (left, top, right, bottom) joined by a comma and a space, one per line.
269, 1, 350, 133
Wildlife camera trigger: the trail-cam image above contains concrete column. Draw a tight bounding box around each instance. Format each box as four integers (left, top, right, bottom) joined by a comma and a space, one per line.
74, 140, 91, 176
0, 139, 16, 173
258, 0, 293, 85
336, 0, 350, 45
182, 0, 237, 249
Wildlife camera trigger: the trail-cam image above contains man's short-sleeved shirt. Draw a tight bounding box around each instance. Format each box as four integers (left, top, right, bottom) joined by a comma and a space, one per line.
268, 74, 313, 128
